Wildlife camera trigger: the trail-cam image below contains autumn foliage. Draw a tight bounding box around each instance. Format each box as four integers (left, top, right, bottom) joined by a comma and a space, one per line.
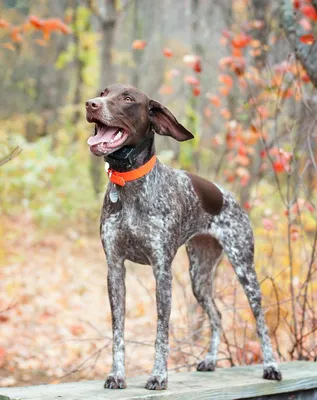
1, 0, 317, 388
0, 14, 71, 50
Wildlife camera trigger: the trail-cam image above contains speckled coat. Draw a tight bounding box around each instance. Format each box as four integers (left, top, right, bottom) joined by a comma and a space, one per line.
85, 84, 282, 391
100, 159, 281, 390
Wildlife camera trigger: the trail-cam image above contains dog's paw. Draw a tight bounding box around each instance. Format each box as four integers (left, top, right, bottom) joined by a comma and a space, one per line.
263, 365, 282, 381
197, 358, 216, 372
104, 375, 126, 389
145, 375, 167, 390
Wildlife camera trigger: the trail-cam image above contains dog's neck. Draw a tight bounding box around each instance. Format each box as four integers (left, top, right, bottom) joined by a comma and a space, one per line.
104, 132, 155, 173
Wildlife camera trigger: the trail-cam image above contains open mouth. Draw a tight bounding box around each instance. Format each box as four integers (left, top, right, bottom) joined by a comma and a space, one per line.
87, 123, 128, 155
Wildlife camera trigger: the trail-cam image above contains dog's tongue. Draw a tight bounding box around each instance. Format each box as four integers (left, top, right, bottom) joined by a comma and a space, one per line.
87, 126, 118, 146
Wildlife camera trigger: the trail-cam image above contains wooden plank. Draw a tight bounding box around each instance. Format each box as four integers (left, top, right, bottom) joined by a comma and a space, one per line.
0, 361, 317, 400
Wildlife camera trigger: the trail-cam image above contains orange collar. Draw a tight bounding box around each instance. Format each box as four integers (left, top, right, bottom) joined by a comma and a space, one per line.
107, 155, 157, 186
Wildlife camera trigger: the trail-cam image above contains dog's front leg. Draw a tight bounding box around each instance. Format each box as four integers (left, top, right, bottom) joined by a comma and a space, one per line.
104, 260, 126, 389
145, 263, 172, 390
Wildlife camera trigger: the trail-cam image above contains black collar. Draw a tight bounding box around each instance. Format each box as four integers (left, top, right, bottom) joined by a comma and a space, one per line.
104, 128, 154, 169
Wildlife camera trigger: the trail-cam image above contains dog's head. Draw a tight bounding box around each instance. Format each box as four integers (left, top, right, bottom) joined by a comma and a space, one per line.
85, 84, 193, 156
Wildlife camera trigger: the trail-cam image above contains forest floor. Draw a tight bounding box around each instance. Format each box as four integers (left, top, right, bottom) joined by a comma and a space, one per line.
0, 213, 268, 388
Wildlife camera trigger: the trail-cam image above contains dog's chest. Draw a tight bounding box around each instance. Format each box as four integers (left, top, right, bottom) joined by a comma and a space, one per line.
101, 199, 167, 264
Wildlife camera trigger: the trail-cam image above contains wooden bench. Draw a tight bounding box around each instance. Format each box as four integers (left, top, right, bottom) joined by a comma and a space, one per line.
1, 361, 316, 399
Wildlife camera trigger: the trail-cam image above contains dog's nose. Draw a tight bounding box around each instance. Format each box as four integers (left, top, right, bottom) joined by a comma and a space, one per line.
85, 98, 102, 111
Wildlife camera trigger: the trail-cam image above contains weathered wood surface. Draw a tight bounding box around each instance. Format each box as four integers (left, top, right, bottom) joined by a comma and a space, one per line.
1, 361, 317, 400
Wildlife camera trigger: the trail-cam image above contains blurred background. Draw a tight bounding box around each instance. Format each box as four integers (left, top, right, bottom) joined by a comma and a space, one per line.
0, 0, 316, 388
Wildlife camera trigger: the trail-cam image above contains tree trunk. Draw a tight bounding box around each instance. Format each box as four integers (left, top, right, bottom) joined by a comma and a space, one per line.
131, 0, 142, 88
71, 0, 89, 141
281, 0, 317, 90
89, 0, 117, 196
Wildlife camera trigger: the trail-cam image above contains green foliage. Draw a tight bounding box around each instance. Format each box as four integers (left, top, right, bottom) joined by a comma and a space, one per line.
55, 43, 76, 70
0, 134, 100, 227
55, 6, 99, 88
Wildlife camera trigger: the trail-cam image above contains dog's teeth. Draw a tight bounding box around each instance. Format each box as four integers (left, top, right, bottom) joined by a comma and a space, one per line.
115, 130, 123, 140
109, 130, 123, 145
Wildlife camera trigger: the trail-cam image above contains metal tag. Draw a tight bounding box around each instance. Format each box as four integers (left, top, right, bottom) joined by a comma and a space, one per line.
109, 183, 118, 203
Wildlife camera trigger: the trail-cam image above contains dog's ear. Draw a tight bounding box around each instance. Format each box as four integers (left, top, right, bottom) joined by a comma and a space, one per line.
148, 99, 194, 142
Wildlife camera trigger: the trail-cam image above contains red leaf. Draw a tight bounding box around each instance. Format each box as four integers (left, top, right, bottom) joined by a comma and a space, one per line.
301, 5, 317, 21
293, 0, 301, 9
70, 325, 84, 336
220, 108, 231, 119
0, 315, 9, 323
29, 15, 44, 29
299, 33, 315, 44
159, 84, 173, 95
34, 39, 47, 47
163, 48, 173, 57
306, 203, 315, 213
231, 32, 252, 49
219, 74, 233, 88
0, 19, 10, 29
58, 21, 72, 34
42, 18, 71, 34
273, 160, 285, 173
207, 94, 221, 107
232, 58, 246, 76
0, 347, 5, 368
192, 86, 201, 96
302, 73, 310, 83
281, 88, 293, 98
2, 42, 15, 51
222, 29, 232, 39
291, 231, 299, 241
184, 75, 199, 86
244, 202, 252, 210
183, 54, 201, 72
132, 39, 146, 49
299, 17, 312, 31
193, 59, 202, 73
11, 27, 22, 43
263, 218, 274, 231
219, 86, 230, 96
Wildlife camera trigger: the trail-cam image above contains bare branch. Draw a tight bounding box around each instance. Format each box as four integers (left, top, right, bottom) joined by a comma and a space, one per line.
0, 146, 22, 167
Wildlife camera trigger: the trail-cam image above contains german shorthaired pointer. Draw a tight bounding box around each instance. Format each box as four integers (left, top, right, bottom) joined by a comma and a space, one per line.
85, 84, 282, 390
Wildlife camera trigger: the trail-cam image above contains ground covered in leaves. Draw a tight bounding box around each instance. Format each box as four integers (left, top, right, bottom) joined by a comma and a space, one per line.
0, 213, 215, 387
0, 211, 301, 388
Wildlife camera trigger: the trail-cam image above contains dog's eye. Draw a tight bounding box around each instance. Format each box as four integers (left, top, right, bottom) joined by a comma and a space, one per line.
124, 96, 133, 102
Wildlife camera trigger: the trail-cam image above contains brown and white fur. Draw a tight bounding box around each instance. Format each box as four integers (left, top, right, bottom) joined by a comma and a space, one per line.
85, 84, 282, 390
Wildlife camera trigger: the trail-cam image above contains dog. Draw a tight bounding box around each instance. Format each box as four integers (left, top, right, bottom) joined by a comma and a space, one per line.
85, 84, 282, 390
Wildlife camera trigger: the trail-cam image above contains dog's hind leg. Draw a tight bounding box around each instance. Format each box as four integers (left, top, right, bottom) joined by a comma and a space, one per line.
186, 234, 223, 372
211, 198, 282, 381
